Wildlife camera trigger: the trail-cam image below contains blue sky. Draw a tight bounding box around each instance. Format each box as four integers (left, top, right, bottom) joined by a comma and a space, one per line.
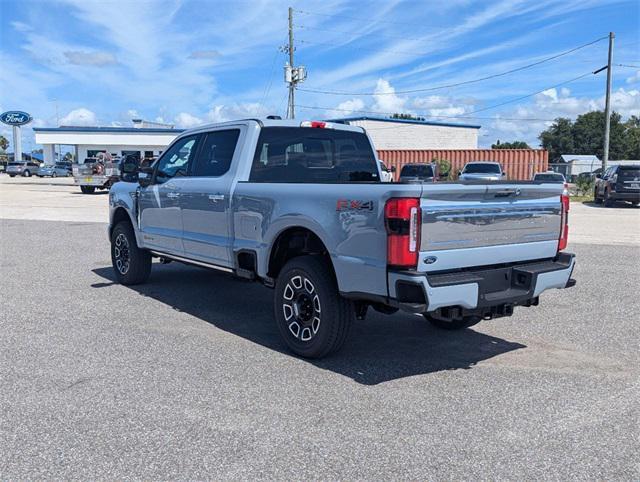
1, 0, 638, 150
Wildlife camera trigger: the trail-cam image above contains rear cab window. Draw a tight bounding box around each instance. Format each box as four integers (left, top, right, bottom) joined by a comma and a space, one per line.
249, 127, 379, 183
464, 163, 501, 173
401, 164, 433, 177
618, 166, 640, 180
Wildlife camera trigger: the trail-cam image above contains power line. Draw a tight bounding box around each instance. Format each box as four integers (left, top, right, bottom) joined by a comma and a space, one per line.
298, 38, 436, 57
617, 63, 640, 68
297, 69, 601, 122
295, 24, 434, 43
297, 36, 607, 96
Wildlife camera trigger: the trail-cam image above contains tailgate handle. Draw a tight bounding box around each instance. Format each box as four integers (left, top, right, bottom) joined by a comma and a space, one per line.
494, 188, 521, 198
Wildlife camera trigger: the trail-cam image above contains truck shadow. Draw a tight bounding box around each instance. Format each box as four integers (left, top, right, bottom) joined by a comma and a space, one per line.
92, 263, 525, 385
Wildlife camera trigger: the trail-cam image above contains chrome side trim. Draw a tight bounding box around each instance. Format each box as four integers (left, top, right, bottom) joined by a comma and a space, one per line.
149, 251, 234, 273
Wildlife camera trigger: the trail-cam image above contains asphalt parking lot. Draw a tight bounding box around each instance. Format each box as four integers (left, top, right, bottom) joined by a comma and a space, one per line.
1, 175, 639, 479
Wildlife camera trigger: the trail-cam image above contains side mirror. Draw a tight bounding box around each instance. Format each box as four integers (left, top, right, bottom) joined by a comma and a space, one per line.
138, 166, 153, 187
595, 174, 602, 179
457, 170, 462, 176
390, 166, 396, 173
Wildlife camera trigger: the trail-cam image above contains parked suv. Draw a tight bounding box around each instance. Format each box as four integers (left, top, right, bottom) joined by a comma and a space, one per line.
594, 164, 640, 206
398, 163, 438, 182
6, 162, 40, 177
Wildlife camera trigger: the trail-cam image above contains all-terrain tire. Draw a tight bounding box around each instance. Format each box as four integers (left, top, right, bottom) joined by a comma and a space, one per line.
111, 221, 151, 285
80, 185, 96, 194
274, 255, 353, 358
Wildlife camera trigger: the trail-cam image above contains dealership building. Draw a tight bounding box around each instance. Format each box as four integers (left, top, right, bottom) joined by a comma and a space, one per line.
33, 119, 184, 164
32, 116, 480, 164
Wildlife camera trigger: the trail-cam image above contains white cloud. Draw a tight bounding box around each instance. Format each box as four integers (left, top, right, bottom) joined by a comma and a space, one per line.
11, 21, 32, 32
174, 112, 204, 128
625, 70, 640, 85
372, 79, 407, 113
334, 98, 365, 115
189, 50, 221, 60
486, 87, 640, 146
206, 102, 270, 123
412, 95, 477, 117
59, 108, 98, 126
64, 51, 117, 66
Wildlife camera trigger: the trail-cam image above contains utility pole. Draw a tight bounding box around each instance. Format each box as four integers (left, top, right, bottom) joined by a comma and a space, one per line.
283, 7, 306, 119
602, 31, 614, 173
287, 6, 295, 119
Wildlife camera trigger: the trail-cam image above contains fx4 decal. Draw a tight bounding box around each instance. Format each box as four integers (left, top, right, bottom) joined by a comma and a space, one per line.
336, 199, 375, 212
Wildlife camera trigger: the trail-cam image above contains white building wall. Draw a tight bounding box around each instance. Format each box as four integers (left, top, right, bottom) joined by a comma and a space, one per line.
346, 119, 479, 150
76, 144, 168, 161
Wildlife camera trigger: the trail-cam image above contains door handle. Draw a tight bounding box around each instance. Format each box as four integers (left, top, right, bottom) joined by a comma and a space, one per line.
208, 194, 225, 202
166, 192, 181, 199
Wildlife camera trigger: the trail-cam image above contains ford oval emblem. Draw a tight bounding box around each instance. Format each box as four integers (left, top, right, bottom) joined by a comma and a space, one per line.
0, 111, 33, 126
423, 256, 438, 264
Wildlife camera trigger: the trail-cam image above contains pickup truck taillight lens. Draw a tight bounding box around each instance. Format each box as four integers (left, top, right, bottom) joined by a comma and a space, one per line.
385, 198, 421, 268
558, 193, 569, 251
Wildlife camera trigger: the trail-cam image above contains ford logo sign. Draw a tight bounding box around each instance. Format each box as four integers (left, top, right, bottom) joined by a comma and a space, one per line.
0, 111, 33, 126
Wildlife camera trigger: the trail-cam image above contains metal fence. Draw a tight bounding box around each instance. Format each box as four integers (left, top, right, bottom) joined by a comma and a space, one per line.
377, 149, 549, 181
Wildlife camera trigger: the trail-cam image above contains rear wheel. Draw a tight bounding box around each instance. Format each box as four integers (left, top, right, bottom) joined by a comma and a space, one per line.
274, 256, 353, 358
111, 221, 151, 285
52, 172, 57, 178
80, 185, 96, 194
423, 314, 482, 330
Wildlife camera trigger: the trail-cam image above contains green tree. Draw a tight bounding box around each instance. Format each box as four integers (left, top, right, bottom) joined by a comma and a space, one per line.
492, 140, 531, 149
572, 111, 626, 160
622, 115, 640, 159
0, 135, 8, 152
538, 117, 575, 161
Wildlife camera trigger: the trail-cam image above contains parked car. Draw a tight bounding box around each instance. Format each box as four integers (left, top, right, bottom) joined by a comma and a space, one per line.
533, 171, 566, 183
36, 163, 73, 178
398, 163, 438, 183
378, 161, 395, 182
72, 153, 121, 193
6, 161, 40, 177
458, 161, 506, 181
108, 118, 575, 358
594, 164, 640, 206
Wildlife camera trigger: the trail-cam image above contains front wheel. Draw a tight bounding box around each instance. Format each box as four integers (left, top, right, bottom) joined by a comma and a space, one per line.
22, 170, 31, 177
80, 185, 96, 194
274, 256, 353, 358
423, 314, 482, 330
111, 221, 151, 285
52, 172, 57, 178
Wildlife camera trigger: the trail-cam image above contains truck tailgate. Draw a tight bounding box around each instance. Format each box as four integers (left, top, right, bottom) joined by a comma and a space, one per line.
418, 183, 563, 272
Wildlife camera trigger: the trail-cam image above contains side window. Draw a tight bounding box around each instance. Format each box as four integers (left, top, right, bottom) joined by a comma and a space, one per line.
154, 135, 198, 184
191, 129, 240, 177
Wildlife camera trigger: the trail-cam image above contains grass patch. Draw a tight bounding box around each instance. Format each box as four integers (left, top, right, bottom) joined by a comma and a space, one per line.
570, 195, 594, 203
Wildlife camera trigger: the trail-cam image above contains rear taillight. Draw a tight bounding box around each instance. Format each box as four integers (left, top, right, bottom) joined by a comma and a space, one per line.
385, 198, 421, 268
558, 192, 569, 251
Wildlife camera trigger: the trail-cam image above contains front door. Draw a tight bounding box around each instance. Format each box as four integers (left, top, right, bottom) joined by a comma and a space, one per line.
179, 128, 242, 267
138, 135, 200, 255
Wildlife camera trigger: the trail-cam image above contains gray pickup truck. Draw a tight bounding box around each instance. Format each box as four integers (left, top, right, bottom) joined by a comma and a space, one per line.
109, 118, 575, 358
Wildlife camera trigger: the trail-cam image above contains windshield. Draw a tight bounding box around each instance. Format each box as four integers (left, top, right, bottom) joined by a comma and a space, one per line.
400, 164, 433, 177
250, 127, 379, 183
463, 163, 501, 174
618, 167, 640, 180
534, 173, 565, 182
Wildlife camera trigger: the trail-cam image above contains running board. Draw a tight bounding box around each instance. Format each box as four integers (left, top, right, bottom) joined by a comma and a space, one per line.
149, 251, 234, 274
